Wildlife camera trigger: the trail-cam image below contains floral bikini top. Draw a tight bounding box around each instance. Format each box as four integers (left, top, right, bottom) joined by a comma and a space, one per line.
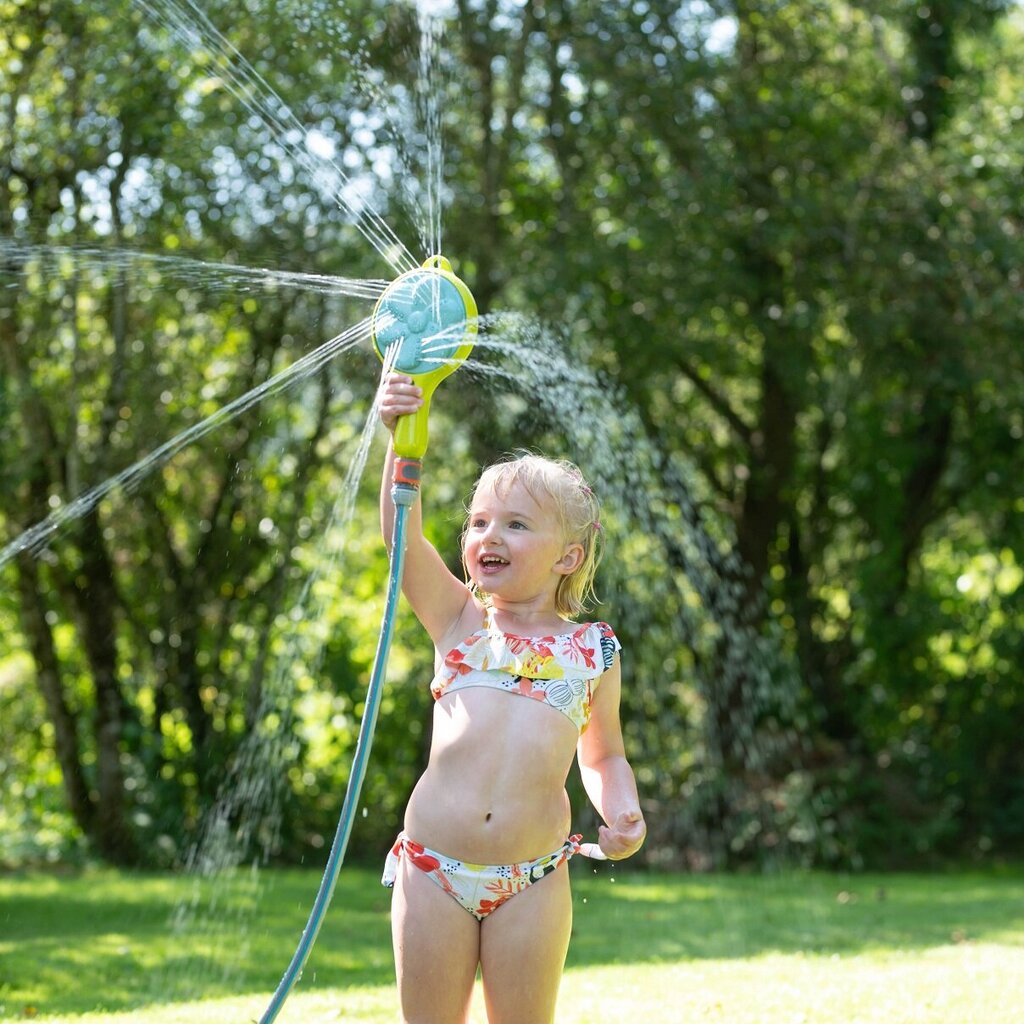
431, 615, 621, 735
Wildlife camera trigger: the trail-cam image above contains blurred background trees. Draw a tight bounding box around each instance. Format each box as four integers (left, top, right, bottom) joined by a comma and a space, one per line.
1, 0, 1021, 871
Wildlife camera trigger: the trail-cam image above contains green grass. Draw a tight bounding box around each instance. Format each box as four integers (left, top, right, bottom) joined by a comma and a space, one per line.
1, 864, 1022, 1023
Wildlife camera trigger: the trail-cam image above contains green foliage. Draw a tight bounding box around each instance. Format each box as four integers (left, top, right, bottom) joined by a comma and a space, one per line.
1, 0, 1022, 871
0, 650, 89, 866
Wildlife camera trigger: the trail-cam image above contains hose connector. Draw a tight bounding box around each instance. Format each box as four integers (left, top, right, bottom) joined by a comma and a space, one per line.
391, 458, 421, 507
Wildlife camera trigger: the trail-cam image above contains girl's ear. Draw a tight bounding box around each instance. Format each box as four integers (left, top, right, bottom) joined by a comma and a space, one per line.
554, 541, 585, 576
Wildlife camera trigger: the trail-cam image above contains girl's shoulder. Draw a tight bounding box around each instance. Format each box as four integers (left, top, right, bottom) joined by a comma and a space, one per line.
433, 592, 488, 657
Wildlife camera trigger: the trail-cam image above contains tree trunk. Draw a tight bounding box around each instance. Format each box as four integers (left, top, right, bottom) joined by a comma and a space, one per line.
14, 553, 96, 836
65, 510, 141, 865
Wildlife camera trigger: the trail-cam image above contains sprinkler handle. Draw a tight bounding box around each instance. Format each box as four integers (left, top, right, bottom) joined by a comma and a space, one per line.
392, 381, 438, 460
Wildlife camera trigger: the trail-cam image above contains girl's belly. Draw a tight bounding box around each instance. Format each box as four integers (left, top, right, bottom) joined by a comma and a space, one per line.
403, 689, 578, 862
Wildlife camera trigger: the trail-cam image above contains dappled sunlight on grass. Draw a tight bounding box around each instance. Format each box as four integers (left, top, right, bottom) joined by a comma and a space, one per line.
1, 866, 1022, 1022
0, 989, 396, 1024
7, 945, 1024, 1024
559, 943, 1024, 1024
0, 867, 393, 1017
569, 867, 1024, 963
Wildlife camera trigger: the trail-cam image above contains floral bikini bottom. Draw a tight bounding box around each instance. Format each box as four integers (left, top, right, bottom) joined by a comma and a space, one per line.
381, 832, 582, 920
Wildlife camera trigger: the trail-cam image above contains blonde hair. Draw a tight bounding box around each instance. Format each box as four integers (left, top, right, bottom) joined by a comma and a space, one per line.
463, 451, 604, 619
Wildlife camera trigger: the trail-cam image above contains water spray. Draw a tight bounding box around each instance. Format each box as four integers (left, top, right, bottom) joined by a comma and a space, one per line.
259, 256, 477, 1023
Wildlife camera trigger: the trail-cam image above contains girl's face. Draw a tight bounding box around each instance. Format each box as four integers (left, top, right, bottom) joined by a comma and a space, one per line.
463, 478, 581, 604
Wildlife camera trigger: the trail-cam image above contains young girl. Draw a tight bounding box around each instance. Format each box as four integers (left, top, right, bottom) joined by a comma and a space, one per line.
378, 372, 646, 1024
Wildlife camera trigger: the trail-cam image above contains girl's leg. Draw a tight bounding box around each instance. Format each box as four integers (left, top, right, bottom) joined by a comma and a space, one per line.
391, 856, 481, 1024
478, 867, 573, 1024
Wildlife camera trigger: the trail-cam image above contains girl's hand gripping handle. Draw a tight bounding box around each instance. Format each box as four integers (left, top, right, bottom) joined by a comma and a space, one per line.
380, 374, 424, 434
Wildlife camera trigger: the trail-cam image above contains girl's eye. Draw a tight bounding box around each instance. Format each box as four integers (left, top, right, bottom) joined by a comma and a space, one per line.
509, 520, 526, 530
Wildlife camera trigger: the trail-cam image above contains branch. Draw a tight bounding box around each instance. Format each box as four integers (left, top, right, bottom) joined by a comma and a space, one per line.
675, 355, 756, 452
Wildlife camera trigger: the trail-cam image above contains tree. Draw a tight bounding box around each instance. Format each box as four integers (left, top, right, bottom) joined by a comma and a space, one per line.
2, 0, 1021, 870
1, 0, 386, 864
435, 0, 1024, 862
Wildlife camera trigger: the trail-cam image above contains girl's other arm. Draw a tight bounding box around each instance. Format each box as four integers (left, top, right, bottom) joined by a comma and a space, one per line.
577, 658, 647, 860
379, 374, 471, 644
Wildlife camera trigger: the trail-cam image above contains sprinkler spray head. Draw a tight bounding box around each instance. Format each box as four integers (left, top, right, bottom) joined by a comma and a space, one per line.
372, 255, 478, 461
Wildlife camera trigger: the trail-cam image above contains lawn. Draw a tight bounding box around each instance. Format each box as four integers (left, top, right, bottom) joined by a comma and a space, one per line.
1, 863, 1021, 1023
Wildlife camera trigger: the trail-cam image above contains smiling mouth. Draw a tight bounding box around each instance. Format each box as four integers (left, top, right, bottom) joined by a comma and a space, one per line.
479, 554, 509, 569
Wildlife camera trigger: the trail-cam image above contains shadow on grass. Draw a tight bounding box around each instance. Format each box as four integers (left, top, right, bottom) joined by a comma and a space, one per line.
0, 867, 394, 1018
568, 865, 1024, 967
1, 864, 1022, 1018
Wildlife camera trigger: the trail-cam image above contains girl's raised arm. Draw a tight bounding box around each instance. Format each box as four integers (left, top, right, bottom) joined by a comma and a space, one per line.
379, 374, 472, 644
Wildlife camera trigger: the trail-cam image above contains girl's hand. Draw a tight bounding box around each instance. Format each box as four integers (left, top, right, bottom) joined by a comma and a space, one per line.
379, 373, 423, 433
597, 810, 647, 861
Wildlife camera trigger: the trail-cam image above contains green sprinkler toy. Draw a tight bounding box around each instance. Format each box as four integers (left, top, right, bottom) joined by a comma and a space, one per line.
371, 254, 478, 460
